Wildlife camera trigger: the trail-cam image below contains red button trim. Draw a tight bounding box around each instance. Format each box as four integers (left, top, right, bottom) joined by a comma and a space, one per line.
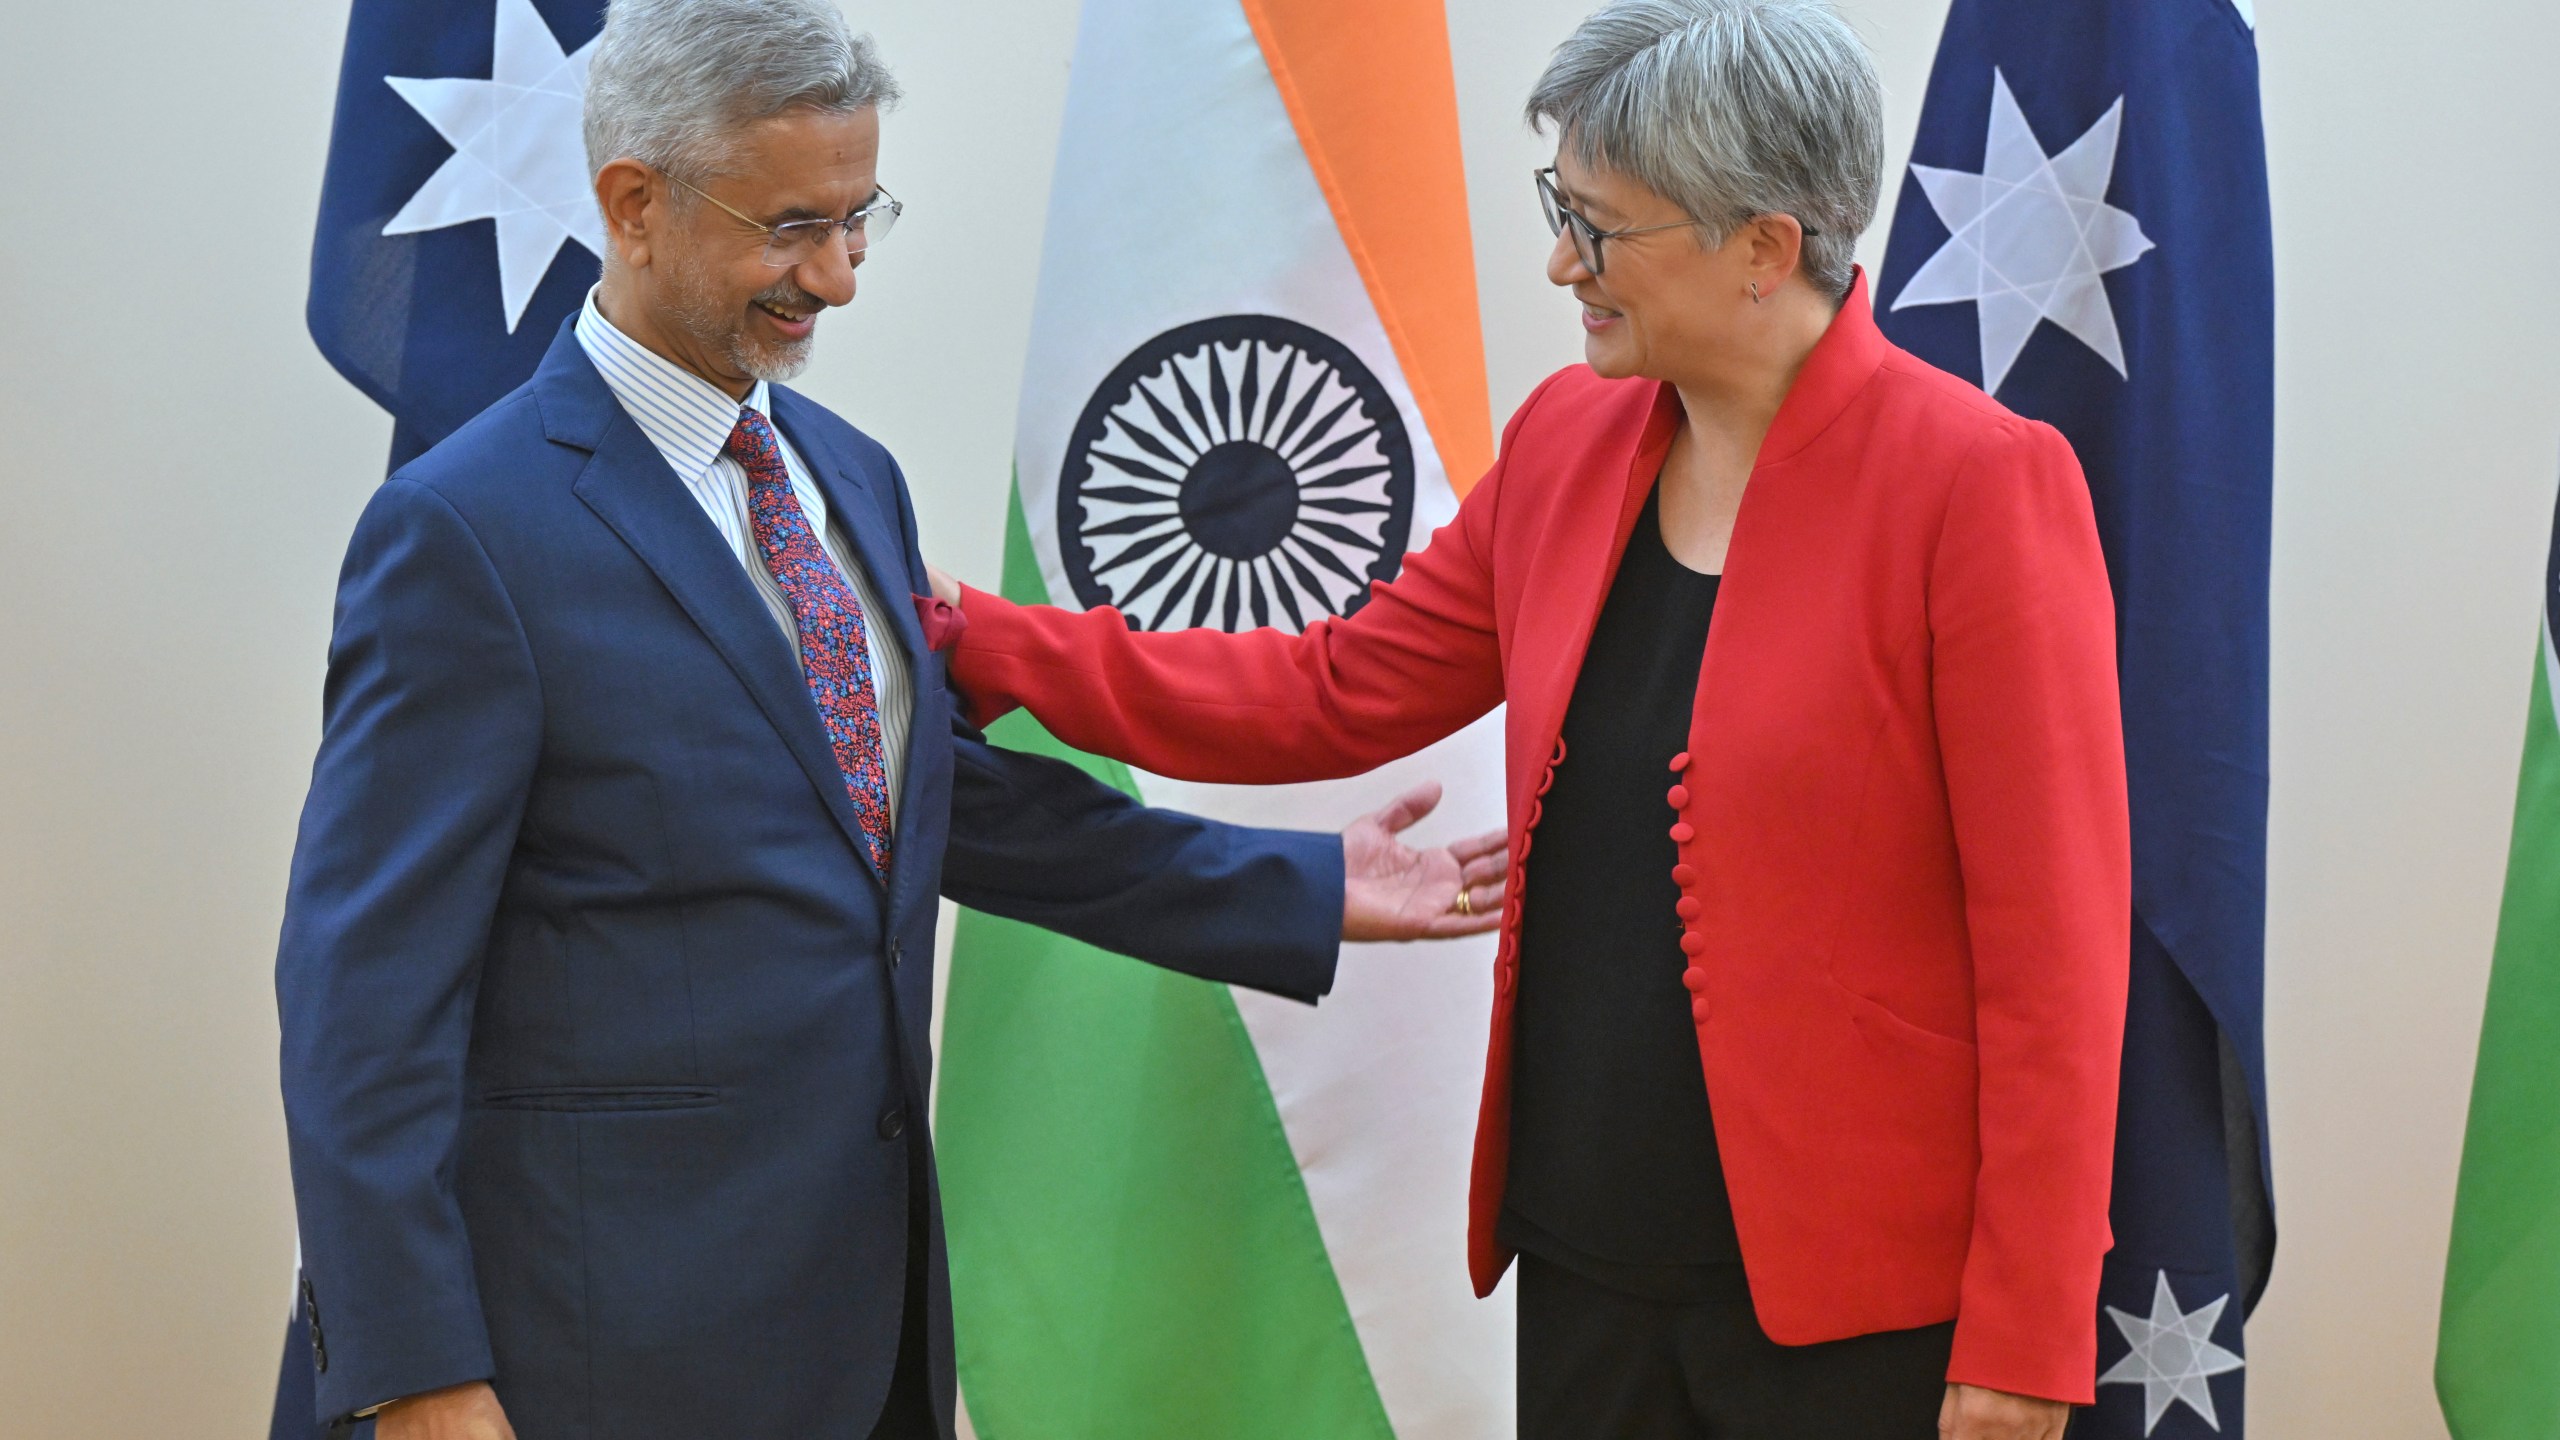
1690, 997, 1712, 1022
1669, 822, 1695, 844
1676, 897, 1701, 920
1666, 785, 1691, 809
1536, 767, 1556, 797
1680, 932, 1706, 956
1669, 751, 1691, 772
1681, 967, 1709, 992
1672, 864, 1697, 886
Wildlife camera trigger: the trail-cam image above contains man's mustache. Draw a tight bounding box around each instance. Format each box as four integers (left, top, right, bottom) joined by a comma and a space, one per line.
751, 281, 828, 317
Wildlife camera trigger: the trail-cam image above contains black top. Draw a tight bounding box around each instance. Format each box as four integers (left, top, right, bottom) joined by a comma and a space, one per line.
1498, 484, 1741, 1302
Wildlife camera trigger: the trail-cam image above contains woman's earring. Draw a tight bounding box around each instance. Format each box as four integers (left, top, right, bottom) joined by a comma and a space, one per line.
1749, 281, 1763, 305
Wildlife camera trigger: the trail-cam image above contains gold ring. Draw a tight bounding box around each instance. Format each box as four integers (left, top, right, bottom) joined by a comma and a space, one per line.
1453, 889, 1473, 917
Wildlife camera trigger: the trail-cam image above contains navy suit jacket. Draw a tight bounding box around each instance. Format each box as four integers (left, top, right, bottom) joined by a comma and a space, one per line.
276, 319, 1344, 1437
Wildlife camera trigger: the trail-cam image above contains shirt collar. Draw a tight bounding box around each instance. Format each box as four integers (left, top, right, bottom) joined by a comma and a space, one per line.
574, 286, 773, 484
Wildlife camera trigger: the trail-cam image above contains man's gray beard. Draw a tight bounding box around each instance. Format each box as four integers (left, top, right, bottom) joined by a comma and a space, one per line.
662, 255, 814, 384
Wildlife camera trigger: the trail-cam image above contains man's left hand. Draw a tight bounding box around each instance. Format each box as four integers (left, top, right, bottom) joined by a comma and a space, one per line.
1940, 1383, 2072, 1440
1341, 781, 1507, 942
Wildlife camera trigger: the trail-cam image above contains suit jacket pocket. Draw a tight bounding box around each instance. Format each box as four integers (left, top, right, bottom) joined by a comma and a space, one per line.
475, 1085, 723, 1113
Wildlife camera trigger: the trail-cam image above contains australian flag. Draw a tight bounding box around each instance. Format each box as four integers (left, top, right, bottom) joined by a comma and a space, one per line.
278, 1, 605, 1434
1875, 0, 2273, 1434
307, 0, 607, 470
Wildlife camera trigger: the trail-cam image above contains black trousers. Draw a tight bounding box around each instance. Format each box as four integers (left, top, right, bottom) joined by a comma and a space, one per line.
1518, 1253, 1955, 1440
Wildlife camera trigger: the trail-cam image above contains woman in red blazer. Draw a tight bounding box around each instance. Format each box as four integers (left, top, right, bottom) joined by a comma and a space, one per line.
939, 3, 2128, 1435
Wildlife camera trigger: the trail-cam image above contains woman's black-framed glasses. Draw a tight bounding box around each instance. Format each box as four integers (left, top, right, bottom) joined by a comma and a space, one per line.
666, 170, 904, 267
1535, 167, 1816, 277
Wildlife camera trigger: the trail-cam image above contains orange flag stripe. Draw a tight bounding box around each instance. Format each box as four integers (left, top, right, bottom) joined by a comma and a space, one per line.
1239, 0, 1496, 494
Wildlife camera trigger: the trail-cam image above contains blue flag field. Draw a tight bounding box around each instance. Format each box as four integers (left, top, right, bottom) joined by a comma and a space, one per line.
1876, 0, 2275, 1434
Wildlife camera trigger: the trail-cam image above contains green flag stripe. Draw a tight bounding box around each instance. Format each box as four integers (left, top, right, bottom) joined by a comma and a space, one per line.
935, 483, 1394, 1440
2439, 631, 2560, 1439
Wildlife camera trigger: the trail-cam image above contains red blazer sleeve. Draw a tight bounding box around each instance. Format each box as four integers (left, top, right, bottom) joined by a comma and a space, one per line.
948, 389, 1552, 784
1928, 420, 2132, 1403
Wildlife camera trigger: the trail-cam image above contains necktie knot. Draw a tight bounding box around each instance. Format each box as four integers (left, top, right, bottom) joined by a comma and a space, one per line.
724, 407, 790, 490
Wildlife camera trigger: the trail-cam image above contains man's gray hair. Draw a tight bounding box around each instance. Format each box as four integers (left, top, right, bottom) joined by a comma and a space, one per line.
583, 0, 901, 180
1527, 0, 1882, 297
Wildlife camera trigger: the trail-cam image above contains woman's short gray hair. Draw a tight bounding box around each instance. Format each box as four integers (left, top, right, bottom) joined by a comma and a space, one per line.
1527, 0, 1882, 297
583, 0, 901, 181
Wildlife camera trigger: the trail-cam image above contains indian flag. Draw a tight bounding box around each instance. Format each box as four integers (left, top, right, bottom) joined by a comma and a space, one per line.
2438, 489, 2560, 1439
931, 0, 1511, 1435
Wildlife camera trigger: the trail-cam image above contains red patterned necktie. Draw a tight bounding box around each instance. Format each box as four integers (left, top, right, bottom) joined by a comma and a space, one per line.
725, 407, 894, 875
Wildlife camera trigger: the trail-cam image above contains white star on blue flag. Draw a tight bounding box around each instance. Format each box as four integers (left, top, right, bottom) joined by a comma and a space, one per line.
2098, 1271, 2247, 1433
1890, 69, 2155, 396
382, 0, 602, 331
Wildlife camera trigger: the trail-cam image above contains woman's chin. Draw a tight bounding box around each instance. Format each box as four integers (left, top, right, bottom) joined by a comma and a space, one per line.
1581, 335, 1641, 379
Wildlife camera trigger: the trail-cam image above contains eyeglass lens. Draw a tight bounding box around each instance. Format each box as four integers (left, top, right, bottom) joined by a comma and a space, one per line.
1535, 172, 1604, 275
760, 199, 901, 267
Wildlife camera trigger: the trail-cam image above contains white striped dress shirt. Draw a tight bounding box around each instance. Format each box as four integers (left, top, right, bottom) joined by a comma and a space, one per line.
575, 290, 911, 826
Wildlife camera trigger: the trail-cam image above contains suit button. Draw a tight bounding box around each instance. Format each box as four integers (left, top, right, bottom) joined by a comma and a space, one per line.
1669, 822, 1694, 844
1691, 996, 1712, 1023
889, 940, 904, 968
300, 1276, 328, 1374
1667, 784, 1690, 809
1676, 897, 1701, 920
1669, 751, 1691, 772
878, 1108, 905, 1141
1680, 932, 1706, 956
1682, 967, 1709, 992
1672, 864, 1697, 886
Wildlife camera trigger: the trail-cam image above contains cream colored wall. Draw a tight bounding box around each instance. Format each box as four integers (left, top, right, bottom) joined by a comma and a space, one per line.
1, 0, 2550, 1434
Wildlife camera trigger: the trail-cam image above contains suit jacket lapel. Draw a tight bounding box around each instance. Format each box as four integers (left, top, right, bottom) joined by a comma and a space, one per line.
538, 332, 889, 890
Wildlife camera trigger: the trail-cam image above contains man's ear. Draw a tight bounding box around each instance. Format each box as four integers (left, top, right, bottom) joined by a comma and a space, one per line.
594, 158, 659, 270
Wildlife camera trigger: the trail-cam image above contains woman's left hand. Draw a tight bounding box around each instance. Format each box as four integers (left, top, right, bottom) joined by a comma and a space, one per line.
1939, 1383, 2071, 1440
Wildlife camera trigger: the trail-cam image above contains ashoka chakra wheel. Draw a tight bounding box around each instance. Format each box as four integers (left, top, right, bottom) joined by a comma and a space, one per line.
1058, 314, 1416, 633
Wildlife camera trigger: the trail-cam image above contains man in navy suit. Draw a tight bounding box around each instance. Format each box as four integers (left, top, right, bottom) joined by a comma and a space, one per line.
274, 3, 1508, 1436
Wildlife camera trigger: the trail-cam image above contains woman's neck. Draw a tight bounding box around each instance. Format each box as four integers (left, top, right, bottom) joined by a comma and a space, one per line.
1654, 284, 1841, 573
1667, 284, 1839, 453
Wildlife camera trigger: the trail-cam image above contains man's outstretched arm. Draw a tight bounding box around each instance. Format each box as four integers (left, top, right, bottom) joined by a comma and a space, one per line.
942, 724, 1503, 1001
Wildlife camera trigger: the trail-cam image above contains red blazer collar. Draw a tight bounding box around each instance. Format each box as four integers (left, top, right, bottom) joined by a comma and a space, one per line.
1760, 268, 1889, 466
